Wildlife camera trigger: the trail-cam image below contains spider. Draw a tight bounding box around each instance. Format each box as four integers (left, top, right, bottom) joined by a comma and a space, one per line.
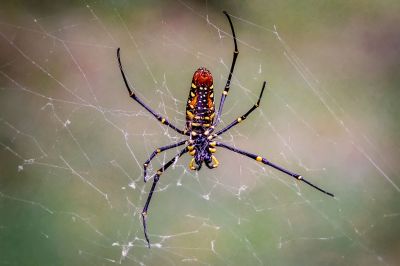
117, 11, 334, 248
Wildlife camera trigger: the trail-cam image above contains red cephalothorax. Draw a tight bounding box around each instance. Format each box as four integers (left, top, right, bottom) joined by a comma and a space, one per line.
192, 67, 213, 88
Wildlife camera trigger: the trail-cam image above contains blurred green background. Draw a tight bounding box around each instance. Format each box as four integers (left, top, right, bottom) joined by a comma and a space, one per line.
1, 0, 399, 265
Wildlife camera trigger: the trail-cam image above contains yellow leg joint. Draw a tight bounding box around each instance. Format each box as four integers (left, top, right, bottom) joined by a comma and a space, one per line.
256, 156, 262, 162
211, 155, 219, 168
189, 158, 196, 170
189, 149, 196, 156
209, 147, 216, 153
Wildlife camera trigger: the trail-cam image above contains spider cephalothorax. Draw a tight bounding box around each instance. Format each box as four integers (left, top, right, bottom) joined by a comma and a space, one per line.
187, 134, 218, 171
116, 10, 334, 249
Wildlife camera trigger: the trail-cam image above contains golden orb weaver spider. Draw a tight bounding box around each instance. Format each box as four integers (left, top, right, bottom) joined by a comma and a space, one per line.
117, 11, 334, 248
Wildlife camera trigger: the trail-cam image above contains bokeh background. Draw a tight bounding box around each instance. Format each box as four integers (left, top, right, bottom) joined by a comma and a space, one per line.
1, 0, 399, 265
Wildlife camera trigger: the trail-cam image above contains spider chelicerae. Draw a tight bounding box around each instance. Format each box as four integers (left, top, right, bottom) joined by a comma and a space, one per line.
117, 11, 334, 248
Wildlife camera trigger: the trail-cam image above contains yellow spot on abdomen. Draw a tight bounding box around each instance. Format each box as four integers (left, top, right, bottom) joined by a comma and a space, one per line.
186, 110, 194, 119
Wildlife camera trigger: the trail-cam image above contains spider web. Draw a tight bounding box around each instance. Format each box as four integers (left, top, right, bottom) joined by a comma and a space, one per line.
1, 1, 399, 265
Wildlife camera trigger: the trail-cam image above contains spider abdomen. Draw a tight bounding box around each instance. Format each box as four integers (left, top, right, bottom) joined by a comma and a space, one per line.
186, 67, 215, 132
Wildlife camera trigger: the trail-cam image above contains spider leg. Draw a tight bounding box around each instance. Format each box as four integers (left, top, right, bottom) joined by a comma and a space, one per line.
117, 48, 188, 135
215, 142, 334, 197
214, 11, 239, 127
215, 81, 266, 137
141, 147, 188, 248
143, 140, 187, 182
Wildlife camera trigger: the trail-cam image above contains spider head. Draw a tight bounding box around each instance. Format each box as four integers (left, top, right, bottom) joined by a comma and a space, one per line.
192, 67, 213, 88
189, 137, 219, 170
189, 150, 204, 171
191, 151, 217, 170
191, 138, 209, 170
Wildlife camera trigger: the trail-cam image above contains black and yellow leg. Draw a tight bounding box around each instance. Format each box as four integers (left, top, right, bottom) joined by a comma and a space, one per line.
143, 140, 187, 182
142, 147, 188, 248
215, 81, 266, 137
215, 142, 334, 197
214, 11, 239, 126
117, 48, 188, 135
